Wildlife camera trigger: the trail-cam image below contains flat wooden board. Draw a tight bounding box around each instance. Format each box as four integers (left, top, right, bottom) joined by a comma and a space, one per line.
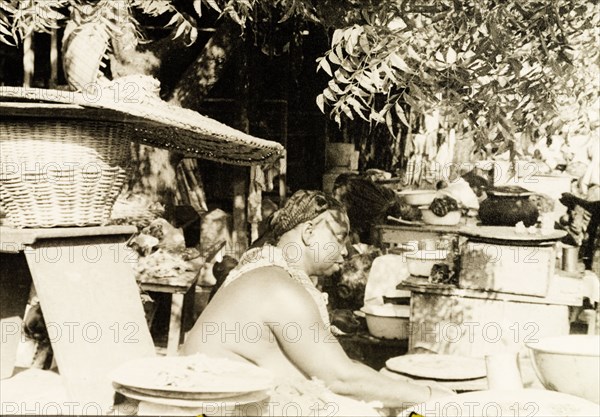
0, 225, 137, 253
25, 236, 155, 412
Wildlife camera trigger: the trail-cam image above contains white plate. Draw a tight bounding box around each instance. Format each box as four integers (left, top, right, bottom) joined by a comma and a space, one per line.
110, 354, 274, 394
399, 389, 600, 417
115, 384, 250, 400
114, 384, 269, 408
385, 354, 486, 381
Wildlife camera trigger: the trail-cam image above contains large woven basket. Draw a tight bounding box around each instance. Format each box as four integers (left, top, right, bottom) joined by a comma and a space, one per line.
0, 119, 132, 228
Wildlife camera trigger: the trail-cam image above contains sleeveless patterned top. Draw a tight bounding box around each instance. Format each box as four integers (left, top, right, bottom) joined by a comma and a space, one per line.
221, 245, 331, 328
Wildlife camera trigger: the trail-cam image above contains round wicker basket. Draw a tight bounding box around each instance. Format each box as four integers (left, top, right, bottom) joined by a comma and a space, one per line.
0, 119, 132, 228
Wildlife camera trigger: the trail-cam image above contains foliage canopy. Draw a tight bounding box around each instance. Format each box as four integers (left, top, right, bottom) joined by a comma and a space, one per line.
2, 0, 598, 158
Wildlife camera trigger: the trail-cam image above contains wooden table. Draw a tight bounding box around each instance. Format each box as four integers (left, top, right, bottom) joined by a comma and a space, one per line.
0, 225, 155, 413
138, 271, 198, 356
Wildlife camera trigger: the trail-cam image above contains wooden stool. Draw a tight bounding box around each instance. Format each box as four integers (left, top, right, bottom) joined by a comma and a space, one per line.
138, 271, 198, 356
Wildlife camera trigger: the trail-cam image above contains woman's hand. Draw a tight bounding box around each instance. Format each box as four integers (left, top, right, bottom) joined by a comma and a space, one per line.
427, 383, 456, 401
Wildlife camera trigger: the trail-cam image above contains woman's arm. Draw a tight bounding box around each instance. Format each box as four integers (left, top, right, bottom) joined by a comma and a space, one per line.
266, 273, 453, 408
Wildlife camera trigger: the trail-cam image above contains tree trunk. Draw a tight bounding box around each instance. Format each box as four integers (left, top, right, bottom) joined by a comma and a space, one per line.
110, 19, 243, 216
168, 19, 243, 108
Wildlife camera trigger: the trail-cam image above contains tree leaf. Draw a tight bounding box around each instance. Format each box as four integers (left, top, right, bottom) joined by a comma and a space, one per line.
407, 45, 421, 62
341, 103, 354, 120
446, 47, 457, 64
173, 20, 187, 39
316, 94, 325, 113
370, 110, 384, 123
334, 113, 341, 126
332, 28, 344, 45
328, 50, 341, 65
346, 25, 361, 55
389, 52, 411, 73
394, 102, 410, 127
347, 96, 368, 121
323, 87, 336, 101
385, 110, 394, 136
166, 13, 180, 27
358, 73, 377, 93
328, 81, 344, 94
334, 69, 350, 84
193, 0, 202, 16
358, 33, 370, 54
318, 57, 332, 76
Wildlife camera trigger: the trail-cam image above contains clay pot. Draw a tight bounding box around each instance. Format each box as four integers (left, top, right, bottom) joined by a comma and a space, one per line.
479, 186, 539, 227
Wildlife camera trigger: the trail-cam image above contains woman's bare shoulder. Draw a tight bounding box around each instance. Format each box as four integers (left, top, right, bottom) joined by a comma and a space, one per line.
219, 266, 315, 311
227, 266, 304, 292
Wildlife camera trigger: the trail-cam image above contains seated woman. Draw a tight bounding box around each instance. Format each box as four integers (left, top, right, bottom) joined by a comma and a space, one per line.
183, 190, 453, 408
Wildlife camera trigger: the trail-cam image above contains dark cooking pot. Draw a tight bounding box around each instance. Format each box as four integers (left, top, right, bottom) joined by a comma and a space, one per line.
479, 186, 539, 227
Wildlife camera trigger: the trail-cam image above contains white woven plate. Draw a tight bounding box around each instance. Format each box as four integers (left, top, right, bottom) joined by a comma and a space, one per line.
110, 355, 274, 394
113, 384, 269, 408
385, 354, 486, 380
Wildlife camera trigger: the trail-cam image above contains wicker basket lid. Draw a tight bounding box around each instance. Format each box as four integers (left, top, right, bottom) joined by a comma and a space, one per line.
0, 80, 285, 166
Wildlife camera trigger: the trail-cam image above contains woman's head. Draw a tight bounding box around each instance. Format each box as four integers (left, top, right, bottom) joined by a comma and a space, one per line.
260, 190, 350, 276
269, 190, 348, 240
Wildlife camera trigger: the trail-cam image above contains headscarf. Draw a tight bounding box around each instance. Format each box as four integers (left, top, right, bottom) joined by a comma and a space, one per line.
253, 190, 346, 247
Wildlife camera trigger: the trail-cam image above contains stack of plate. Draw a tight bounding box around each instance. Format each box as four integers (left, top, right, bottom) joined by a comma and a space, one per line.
110, 355, 274, 410
384, 354, 488, 392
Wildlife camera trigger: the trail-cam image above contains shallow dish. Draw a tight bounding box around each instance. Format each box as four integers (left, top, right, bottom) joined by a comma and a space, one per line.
397, 189, 437, 206
360, 304, 410, 340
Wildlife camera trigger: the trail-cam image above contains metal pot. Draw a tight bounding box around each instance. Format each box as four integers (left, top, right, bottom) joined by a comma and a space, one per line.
478, 186, 539, 227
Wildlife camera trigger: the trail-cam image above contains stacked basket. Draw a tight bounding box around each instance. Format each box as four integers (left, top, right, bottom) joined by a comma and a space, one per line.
0, 119, 131, 228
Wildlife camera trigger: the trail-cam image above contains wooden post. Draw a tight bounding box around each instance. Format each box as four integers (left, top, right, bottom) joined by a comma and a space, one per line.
279, 151, 287, 205
23, 33, 34, 87
232, 46, 250, 257
232, 168, 248, 258
49, 30, 58, 88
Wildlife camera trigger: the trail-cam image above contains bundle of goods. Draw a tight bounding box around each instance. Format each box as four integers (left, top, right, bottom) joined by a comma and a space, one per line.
128, 218, 196, 281
418, 195, 461, 226
109, 193, 166, 229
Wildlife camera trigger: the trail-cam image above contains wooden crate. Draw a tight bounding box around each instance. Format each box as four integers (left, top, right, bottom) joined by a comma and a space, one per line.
460, 241, 555, 297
